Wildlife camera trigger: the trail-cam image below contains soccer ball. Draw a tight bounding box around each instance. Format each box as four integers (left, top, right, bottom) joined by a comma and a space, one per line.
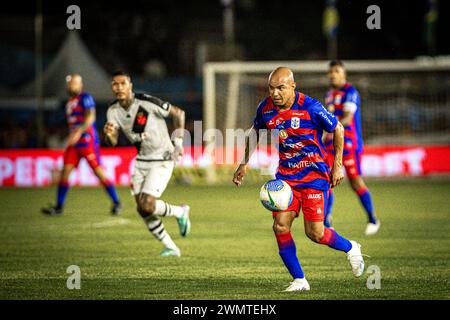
259, 179, 293, 212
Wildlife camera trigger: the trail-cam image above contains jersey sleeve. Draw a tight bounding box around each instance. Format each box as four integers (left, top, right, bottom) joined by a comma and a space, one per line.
343, 87, 359, 114
149, 96, 171, 118
81, 93, 96, 110
154, 101, 171, 118
311, 101, 338, 133
252, 100, 267, 130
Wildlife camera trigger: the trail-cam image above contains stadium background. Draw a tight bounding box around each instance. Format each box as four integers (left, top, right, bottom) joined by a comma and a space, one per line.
0, 0, 449, 300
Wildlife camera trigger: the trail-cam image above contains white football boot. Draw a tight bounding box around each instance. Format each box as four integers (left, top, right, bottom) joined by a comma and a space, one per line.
177, 205, 191, 237
283, 278, 310, 292
365, 221, 381, 236
347, 241, 365, 277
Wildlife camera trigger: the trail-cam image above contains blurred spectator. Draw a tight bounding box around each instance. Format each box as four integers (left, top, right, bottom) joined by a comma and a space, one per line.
144, 59, 168, 79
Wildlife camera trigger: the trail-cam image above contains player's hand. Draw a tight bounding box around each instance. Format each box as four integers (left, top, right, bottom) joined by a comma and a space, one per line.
232, 164, 247, 186
103, 122, 116, 137
171, 145, 183, 162
171, 137, 183, 162
330, 164, 344, 188
66, 129, 82, 147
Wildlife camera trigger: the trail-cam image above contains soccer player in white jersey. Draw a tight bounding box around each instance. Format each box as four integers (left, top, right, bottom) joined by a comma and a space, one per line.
104, 71, 191, 257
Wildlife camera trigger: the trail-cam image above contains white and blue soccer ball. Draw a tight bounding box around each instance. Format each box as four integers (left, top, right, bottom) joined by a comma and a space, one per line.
259, 179, 293, 212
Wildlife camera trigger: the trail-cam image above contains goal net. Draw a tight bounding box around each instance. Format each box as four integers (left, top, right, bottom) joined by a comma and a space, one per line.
202, 58, 450, 182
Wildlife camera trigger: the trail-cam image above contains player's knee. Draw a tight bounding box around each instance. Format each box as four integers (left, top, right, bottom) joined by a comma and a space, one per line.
305, 229, 323, 243
273, 223, 290, 234
138, 196, 156, 216
137, 205, 148, 218
350, 177, 364, 191
350, 180, 359, 191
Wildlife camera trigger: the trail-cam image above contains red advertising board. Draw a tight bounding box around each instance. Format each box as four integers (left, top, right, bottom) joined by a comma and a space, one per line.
0, 146, 449, 186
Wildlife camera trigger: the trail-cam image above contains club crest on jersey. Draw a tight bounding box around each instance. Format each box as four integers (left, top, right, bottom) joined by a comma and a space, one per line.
334, 94, 342, 104
291, 117, 300, 129
132, 106, 149, 135
136, 112, 147, 125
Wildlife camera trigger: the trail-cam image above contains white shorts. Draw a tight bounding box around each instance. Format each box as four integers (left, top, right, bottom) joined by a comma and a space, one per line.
131, 160, 174, 198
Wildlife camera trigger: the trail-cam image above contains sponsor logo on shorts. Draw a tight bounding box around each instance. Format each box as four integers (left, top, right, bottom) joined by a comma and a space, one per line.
307, 193, 322, 200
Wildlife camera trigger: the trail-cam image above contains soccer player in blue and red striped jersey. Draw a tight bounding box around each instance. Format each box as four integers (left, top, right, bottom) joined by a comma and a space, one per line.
323, 60, 380, 236
233, 67, 365, 291
42, 74, 121, 215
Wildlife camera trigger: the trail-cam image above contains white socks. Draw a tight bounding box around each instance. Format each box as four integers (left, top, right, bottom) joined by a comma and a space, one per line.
143, 216, 178, 250
153, 200, 184, 218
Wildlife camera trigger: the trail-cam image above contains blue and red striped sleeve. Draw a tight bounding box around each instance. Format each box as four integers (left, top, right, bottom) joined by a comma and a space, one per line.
310, 101, 338, 133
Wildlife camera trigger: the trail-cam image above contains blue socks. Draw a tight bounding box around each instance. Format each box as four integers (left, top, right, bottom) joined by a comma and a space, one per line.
357, 187, 377, 224
325, 187, 377, 226
56, 180, 120, 209
276, 232, 304, 279
103, 182, 120, 205
56, 182, 69, 209
319, 227, 352, 253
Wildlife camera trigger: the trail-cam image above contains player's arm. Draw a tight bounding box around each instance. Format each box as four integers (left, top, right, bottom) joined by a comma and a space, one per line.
339, 109, 354, 127
322, 101, 335, 143
323, 104, 348, 145
313, 101, 344, 187
104, 108, 119, 146
66, 108, 96, 147
232, 126, 259, 186
168, 105, 185, 160
340, 91, 358, 127
330, 121, 345, 188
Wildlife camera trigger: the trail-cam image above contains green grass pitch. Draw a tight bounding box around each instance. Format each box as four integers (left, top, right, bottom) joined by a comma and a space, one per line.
0, 180, 449, 299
